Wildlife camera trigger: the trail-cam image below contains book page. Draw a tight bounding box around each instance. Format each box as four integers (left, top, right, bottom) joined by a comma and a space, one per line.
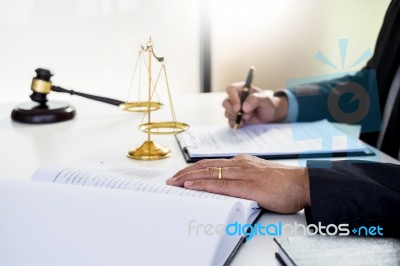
31, 163, 260, 221
177, 120, 368, 157
0, 179, 245, 266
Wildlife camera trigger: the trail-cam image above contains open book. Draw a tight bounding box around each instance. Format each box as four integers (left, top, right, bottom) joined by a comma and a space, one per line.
176, 120, 374, 162
0, 163, 261, 266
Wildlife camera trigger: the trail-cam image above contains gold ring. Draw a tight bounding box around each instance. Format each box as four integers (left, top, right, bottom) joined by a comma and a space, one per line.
217, 167, 222, 180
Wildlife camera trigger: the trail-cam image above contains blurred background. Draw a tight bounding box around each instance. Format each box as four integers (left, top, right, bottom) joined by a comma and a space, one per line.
0, 0, 391, 103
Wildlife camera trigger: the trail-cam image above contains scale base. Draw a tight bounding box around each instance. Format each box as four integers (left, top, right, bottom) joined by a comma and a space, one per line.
127, 140, 171, 160
11, 101, 75, 124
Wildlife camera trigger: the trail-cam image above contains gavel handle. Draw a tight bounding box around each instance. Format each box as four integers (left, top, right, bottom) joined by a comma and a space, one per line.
52, 86, 124, 106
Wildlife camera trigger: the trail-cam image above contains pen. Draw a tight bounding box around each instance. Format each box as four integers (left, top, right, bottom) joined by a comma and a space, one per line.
234, 66, 255, 130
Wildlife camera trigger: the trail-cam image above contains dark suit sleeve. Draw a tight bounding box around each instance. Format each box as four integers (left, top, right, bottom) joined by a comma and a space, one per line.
305, 160, 400, 237
287, 70, 380, 127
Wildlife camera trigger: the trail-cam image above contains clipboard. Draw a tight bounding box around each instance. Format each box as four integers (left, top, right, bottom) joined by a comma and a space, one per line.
175, 121, 375, 163
176, 134, 374, 163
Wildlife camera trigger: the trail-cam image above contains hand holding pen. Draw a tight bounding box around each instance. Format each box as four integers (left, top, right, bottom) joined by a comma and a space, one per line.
222, 67, 290, 129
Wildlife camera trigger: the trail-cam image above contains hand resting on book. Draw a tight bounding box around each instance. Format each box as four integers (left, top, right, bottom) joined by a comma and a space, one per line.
166, 154, 310, 213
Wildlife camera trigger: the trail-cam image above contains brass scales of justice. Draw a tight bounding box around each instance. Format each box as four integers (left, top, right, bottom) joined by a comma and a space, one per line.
122, 37, 189, 160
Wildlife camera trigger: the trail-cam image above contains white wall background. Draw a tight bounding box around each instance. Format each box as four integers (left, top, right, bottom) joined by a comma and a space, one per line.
209, 0, 391, 91
0, 0, 392, 103
0, 0, 201, 103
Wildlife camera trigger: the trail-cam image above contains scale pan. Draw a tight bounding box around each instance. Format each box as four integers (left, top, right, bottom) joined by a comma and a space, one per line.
120, 101, 163, 112
139, 121, 189, 135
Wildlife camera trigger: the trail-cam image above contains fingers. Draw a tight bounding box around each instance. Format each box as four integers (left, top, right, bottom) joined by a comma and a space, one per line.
223, 99, 236, 120
224, 83, 266, 129
168, 155, 256, 186
224, 85, 259, 113
225, 85, 242, 113
223, 96, 259, 128
223, 90, 240, 128
224, 84, 256, 121
167, 166, 245, 187
172, 158, 232, 177
183, 179, 252, 201
228, 119, 238, 128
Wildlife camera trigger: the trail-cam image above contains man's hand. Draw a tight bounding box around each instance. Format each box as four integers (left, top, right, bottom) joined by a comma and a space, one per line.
166, 154, 310, 214
223, 83, 289, 128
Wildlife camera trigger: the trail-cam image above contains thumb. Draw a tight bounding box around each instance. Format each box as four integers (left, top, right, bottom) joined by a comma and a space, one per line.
243, 94, 274, 113
242, 94, 260, 113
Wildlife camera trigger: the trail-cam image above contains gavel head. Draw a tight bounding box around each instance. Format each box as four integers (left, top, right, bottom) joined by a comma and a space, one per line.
30, 68, 53, 104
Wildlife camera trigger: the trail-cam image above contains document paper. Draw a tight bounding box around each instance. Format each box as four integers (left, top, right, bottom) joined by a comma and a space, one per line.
177, 120, 370, 158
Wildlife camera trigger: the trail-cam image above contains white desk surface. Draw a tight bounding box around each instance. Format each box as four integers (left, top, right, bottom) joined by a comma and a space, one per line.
1, 92, 398, 266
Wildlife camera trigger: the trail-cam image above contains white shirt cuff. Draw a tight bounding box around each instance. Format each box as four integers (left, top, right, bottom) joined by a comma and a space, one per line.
274, 89, 299, 122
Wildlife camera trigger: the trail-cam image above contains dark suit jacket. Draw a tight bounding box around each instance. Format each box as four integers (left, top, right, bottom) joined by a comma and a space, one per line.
305, 160, 400, 236
288, 0, 400, 236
